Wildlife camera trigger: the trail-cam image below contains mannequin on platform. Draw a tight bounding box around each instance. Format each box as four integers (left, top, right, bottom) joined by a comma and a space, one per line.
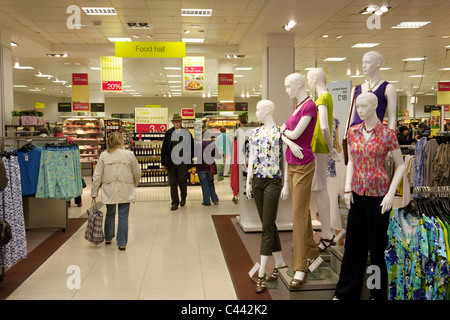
246, 99, 289, 294
307, 68, 339, 251
334, 92, 405, 300
281, 73, 320, 290
348, 51, 397, 131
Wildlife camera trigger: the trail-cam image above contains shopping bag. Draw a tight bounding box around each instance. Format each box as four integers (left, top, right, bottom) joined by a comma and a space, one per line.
209, 163, 217, 175
216, 162, 224, 182
84, 199, 104, 245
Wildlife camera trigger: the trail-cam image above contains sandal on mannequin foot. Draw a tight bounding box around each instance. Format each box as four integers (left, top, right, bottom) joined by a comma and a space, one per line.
289, 271, 308, 290
318, 235, 336, 252
268, 265, 288, 281
255, 275, 267, 293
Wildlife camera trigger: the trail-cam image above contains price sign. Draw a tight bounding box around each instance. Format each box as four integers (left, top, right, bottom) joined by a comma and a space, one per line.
102, 81, 122, 92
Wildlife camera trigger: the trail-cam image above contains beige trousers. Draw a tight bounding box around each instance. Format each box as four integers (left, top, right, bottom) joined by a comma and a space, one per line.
288, 161, 320, 271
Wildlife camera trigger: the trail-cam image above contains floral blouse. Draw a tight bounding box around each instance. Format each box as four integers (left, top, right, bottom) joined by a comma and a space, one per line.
385, 208, 450, 300
347, 122, 399, 196
248, 125, 283, 179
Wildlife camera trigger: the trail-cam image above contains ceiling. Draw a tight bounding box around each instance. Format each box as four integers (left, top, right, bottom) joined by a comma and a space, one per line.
2, 0, 450, 100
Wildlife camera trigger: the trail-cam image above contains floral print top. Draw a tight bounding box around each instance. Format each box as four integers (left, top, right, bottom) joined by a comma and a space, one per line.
248, 125, 283, 179
385, 208, 450, 300
347, 122, 399, 196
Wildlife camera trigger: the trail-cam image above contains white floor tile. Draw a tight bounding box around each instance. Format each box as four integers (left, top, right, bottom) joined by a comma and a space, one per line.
8, 177, 239, 300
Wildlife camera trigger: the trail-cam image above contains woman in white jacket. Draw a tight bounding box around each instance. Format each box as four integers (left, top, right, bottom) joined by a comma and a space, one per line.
91, 132, 141, 250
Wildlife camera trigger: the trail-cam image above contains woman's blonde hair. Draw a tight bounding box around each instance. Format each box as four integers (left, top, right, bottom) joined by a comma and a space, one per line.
106, 131, 124, 153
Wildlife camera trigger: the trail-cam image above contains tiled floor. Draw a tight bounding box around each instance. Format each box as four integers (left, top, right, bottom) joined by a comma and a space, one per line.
7, 177, 239, 300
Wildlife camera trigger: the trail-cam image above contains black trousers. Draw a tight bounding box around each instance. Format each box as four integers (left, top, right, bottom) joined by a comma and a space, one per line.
335, 192, 389, 300
167, 164, 190, 205
252, 177, 282, 256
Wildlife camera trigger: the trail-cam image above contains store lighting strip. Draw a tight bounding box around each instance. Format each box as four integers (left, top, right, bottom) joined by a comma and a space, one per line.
181, 9, 212, 16
82, 7, 117, 15
392, 22, 431, 29
182, 38, 204, 43
352, 43, 379, 48
324, 57, 347, 62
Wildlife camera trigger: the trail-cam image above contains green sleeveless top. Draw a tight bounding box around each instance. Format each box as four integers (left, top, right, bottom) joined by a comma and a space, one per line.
311, 92, 333, 154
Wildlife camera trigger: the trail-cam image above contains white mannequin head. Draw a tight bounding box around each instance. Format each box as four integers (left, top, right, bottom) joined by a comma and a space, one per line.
362, 51, 383, 76
284, 73, 305, 99
356, 92, 378, 121
256, 99, 275, 123
307, 68, 326, 90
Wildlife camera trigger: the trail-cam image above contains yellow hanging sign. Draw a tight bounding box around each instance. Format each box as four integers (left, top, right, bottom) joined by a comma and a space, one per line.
115, 42, 186, 58
101, 56, 123, 92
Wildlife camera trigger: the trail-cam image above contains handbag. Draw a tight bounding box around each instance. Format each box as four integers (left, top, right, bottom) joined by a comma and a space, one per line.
342, 86, 357, 165
209, 163, 217, 175
0, 218, 12, 246
84, 199, 104, 245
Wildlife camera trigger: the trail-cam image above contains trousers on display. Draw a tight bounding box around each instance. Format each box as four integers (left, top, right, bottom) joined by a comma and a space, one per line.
288, 161, 320, 271
252, 177, 282, 256
334, 192, 389, 300
35, 146, 83, 200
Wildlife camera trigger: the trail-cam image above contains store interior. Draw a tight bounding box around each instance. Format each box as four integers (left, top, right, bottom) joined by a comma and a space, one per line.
0, 0, 449, 301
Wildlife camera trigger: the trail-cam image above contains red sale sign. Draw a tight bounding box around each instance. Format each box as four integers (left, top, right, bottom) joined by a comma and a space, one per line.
72, 73, 88, 85
102, 81, 123, 92
72, 102, 90, 112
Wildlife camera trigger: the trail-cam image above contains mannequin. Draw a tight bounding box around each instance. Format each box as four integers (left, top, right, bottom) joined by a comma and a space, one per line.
281, 73, 320, 290
334, 92, 405, 300
306, 68, 339, 250
246, 99, 289, 294
347, 51, 397, 131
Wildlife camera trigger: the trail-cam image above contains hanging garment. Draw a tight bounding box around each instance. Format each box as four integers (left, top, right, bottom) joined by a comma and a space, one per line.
414, 137, 427, 188
35, 145, 83, 200
385, 207, 450, 300
15, 147, 42, 196
0, 154, 27, 268
230, 138, 239, 197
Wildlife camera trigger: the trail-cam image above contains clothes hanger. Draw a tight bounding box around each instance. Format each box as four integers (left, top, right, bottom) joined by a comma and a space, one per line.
400, 199, 420, 217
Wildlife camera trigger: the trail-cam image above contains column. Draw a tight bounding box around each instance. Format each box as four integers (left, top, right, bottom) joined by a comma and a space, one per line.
238, 33, 294, 232
0, 30, 14, 135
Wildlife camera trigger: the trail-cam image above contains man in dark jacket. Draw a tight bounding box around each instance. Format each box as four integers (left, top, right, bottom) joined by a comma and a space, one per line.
161, 113, 194, 210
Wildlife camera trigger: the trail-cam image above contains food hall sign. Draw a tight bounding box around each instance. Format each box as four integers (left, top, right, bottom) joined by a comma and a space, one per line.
115, 41, 186, 58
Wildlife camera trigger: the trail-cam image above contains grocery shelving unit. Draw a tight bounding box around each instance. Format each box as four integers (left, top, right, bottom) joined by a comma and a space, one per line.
132, 131, 168, 186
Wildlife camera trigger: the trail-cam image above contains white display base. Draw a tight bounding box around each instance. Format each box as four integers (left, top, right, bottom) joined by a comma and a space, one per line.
237, 217, 293, 232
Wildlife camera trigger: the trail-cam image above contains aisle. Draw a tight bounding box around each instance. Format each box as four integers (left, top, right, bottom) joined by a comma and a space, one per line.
7, 178, 239, 300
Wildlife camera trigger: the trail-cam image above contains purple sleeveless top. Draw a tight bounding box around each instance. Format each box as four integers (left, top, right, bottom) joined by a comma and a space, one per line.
351, 81, 389, 127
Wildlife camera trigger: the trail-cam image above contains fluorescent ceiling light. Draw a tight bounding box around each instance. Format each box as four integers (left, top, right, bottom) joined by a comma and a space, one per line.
164, 67, 181, 70
408, 75, 425, 78
351, 75, 365, 78
10, 41, 18, 47
392, 22, 431, 29
403, 57, 427, 62
182, 38, 205, 43
89, 67, 101, 71
181, 9, 212, 16
14, 65, 34, 70
13, 85, 27, 88
82, 7, 117, 15
352, 43, 380, 48
28, 89, 41, 92
35, 72, 53, 79
168, 81, 181, 83
108, 37, 132, 42
283, 20, 297, 31
324, 57, 347, 61
380, 68, 392, 71
235, 67, 253, 71
166, 75, 181, 77
440, 68, 450, 71
234, 75, 244, 78
53, 79, 67, 83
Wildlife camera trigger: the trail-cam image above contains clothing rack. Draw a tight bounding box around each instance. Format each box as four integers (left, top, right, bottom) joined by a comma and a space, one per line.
411, 186, 450, 197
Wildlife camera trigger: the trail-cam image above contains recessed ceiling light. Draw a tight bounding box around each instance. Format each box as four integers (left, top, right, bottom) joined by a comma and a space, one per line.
392, 22, 431, 29
283, 20, 297, 31
403, 57, 427, 62
164, 67, 181, 70
10, 41, 18, 47
189, 24, 202, 28
82, 7, 117, 15
322, 35, 328, 38
108, 37, 132, 42
324, 57, 347, 61
235, 67, 253, 71
182, 38, 204, 43
89, 67, 101, 71
352, 43, 380, 48
181, 9, 212, 16
234, 75, 244, 78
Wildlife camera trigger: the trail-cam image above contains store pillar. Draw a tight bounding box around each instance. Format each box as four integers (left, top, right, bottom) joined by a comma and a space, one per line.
0, 30, 14, 135
238, 33, 294, 232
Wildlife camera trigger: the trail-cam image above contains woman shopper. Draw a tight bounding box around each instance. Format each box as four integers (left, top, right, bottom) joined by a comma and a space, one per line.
196, 134, 219, 206
91, 132, 141, 251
